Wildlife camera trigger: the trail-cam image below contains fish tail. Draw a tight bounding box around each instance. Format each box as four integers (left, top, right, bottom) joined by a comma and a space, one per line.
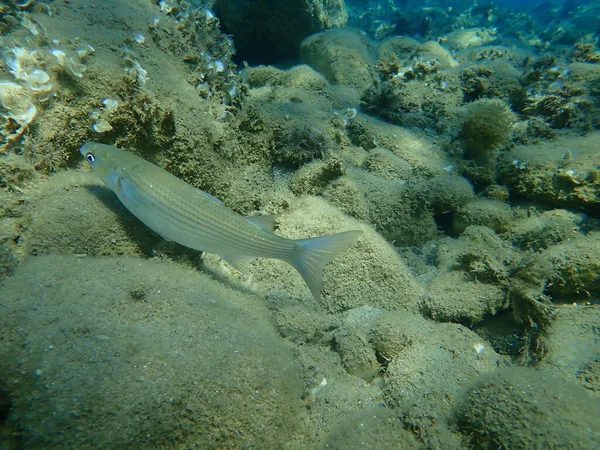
290, 230, 363, 300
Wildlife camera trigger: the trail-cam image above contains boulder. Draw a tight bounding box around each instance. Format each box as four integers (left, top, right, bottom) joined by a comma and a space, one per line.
215, 0, 348, 64
300, 27, 377, 91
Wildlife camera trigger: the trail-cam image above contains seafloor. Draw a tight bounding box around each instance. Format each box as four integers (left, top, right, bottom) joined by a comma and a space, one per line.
0, 0, 599, 448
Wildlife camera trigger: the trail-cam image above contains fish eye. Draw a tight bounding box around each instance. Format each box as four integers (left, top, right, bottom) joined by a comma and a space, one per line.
86, 153, 95, 163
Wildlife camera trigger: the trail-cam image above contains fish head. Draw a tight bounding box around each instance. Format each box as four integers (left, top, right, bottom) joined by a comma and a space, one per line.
80, 142, 123, 191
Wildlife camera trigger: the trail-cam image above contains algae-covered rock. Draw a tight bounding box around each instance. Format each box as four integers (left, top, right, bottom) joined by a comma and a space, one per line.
333, 327, 380, 381
498, 132, 600, 213
522, 61, 600, 130
411, 174, 474, 215
370, 310, 503, 431
244, 65, 286, 87
289, 158, 346, 196
362, 77, 463, 129
383, 319, 502, 418
300, 27, 377, 91
272, 303, 332, 345
332, 306, 382, 381
0, 255, 304, 448
454, 198, 514, 234
540, 304, 600, 388
0, 243, 17, 279
423, 226, 514, 325
455, 368, 600, 448
245, 64, 330, 90
508, 209, 586, 252
435, 225, 515, 273
320, 407, 422, 450
377, 35, 420, 61
424, 271, 508, 325
459, 62, 526, 110
443, 28, 497, 49
326, 164, 470, 249
321, 175, 369, 220
215, 0, 348, 64
265, 196, 425, 312
324, 172, 439, 247
368, 39, 460, 129
371, 310, 434, 361
519, 232, 600, 298
414, 41, 460, 69
273, 122, 330, 167
360, 147, 413, 181
347, 114, 448, 176
283, 64, 330, 90
22, 171, 164, 258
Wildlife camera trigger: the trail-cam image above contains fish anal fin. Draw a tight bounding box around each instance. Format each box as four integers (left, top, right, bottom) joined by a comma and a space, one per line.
247, 214, 279, 232
220, 254, 254, 274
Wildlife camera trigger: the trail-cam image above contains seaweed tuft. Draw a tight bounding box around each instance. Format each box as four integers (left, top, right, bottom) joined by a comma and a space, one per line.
272, 124, 329, 168
459, 99, 516, 165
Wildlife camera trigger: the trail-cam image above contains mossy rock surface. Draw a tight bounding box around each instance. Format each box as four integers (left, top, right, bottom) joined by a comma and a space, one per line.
456, 368, 600, 449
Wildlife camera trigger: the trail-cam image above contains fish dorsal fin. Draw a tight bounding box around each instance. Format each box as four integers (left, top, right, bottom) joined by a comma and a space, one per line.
220, 254, 254, 274
247, 214, 279, 232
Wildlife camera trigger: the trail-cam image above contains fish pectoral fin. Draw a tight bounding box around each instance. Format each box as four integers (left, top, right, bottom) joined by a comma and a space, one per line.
220, 254, 254, 274
118, 177, 157, 206
247, 214, 280, 232
200, 190, 224, 205
156, 232, 173, 243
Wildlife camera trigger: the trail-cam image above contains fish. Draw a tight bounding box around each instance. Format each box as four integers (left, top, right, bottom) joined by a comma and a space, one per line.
80, 142, 362, 299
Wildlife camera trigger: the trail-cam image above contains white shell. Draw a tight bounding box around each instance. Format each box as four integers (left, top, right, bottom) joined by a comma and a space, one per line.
3, 47, 36, 79
26, 69, 53, 95
50, 48, 67, 66
92, 118, 113, 133
102, 98, 119, 112
213, 60, 225, 72
0, 81, 37, 126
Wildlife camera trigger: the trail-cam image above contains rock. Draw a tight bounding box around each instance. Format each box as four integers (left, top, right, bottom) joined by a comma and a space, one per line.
0, 255, 304, 448
424, 271, 508, 325
321, 407, 422, 450
519, 232, 600, 298
498, 132, 600, 213
323, 173, 439, 247
214, 0, 348, 64
300, 28, 377, 91
454, 199, 514, 234
456, 368, 600, 448
383, 318, 502, 418
267, 196, 425, 312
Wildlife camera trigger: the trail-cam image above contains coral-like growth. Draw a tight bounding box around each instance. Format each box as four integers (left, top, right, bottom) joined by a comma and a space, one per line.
459, 99, 516, 164
360, 82, 404, 125
572, 43, 600, 63
272, 124, 328, 167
